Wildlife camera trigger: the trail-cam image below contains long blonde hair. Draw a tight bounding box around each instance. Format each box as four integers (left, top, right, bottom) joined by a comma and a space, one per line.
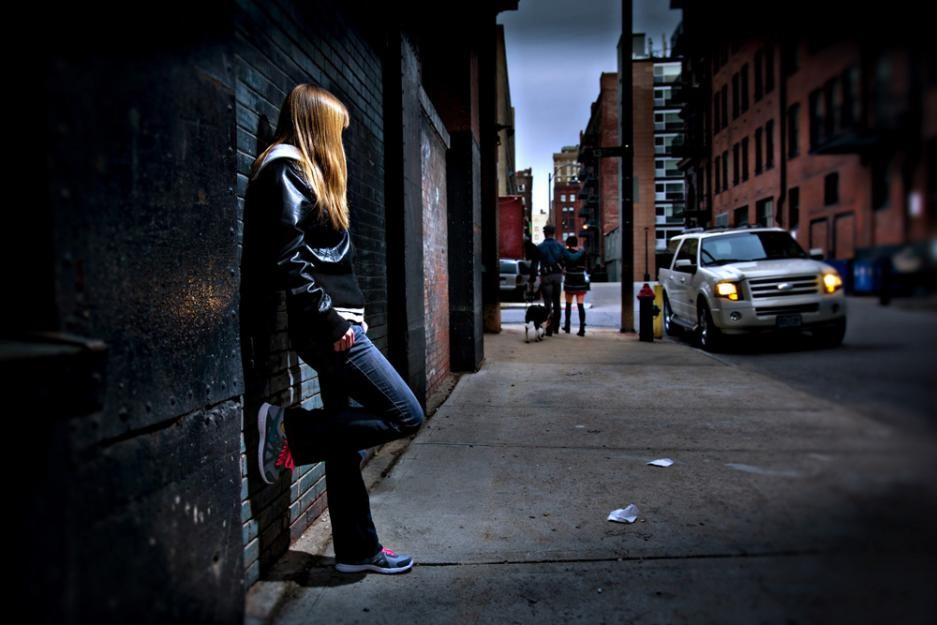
252, 84, 350, 230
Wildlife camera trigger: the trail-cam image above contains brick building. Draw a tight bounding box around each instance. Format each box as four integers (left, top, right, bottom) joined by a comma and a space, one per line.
674, 0, 935, 290
10, 1, 517, 622
579, 73, 621, 276
580, 35, 686, 288
551, 146, 583, 242
515, 167, 534, 239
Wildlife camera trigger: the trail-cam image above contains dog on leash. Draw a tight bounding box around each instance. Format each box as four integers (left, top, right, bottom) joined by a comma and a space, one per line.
524, 305, 551, 343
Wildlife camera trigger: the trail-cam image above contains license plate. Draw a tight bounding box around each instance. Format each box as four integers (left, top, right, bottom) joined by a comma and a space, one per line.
776, 313, 802, 328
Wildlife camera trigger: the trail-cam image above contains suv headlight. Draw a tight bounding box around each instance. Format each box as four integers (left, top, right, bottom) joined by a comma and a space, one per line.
715, 281, 740, 301
822, 271, 843, 294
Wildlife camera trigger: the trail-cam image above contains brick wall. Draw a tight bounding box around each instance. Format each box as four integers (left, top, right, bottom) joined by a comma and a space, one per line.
711, 40, 782, 228
633, 62, 656, 283
421, 95, 452, 400
710, 39, 879, 262
36, 5, 245, 621
600, 73, 621, 236
233, 0, 386, 587
784, 41, 869, 258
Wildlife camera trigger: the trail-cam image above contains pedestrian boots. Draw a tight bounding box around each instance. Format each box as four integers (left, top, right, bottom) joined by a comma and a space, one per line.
577, 303, 586, 336
563, 303, 571, 333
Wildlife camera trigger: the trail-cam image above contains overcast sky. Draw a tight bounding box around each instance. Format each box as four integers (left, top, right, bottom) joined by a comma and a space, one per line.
498, 0, 681, 216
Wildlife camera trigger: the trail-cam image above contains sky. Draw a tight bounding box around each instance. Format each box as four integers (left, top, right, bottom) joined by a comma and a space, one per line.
498, 0, 682, 218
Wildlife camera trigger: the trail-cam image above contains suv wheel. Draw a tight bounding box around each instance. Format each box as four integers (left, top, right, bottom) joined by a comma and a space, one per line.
663, 294, 680, 336
697, 301, 723, 352
814, 318, 846, 348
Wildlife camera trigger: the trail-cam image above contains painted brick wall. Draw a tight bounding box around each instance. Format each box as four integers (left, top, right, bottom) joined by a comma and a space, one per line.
422, 97, 452, 401
233, 0, 385, 587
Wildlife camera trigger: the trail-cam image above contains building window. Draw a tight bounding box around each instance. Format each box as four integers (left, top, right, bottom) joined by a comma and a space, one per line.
713, 158, 720, 193
754, 50, 764, 101
742, 137, 750, 181
734, 205, 749, 225
824, 77, 841, 141
788, 186, 799, 231
782, 40, 799, 76
787, 104, 800, 159
809, 89, 823, 149
733, 143, 740, 185
570, 194, 576, 202
824, 172, 839, 205
755, 127, 764, 174
765, 119, 775, 169
732, 72, 740, 119
872, 158, 890, 209
722, 152, 729, 191
721, 84, 728, 128
756, 197, 774, 226
713, 92, 721, 132
741, 64, 750, 112
765, 45, 775, 93
560, 194, 567, 202
841, 65, 860, 129
715, 212, 729, 227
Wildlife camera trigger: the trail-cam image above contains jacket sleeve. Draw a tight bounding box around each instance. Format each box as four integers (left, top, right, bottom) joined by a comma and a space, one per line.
562, 247, 585, 262
270, 163, 351, 343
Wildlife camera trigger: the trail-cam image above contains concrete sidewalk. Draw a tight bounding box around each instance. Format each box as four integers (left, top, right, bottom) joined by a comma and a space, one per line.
254, 328, 937, 625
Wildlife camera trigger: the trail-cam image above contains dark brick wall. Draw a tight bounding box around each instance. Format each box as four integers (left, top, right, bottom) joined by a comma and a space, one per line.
21, 3, 498, 618
232, 0, 387, 586
384, 33, 429, 403
32, 3, 246, 622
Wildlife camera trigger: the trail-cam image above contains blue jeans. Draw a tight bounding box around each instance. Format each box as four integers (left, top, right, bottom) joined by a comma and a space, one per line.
283, 324, 424, 561
541, 272, 563, 333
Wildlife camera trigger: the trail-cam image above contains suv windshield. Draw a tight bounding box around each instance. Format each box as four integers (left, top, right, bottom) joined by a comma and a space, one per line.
700, 231, 807, 267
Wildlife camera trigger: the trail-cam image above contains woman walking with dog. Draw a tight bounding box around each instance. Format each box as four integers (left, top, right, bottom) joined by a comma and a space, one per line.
562, 235, 590, 336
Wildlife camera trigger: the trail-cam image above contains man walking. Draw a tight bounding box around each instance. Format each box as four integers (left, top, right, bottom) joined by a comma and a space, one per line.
529, 224, 584, 336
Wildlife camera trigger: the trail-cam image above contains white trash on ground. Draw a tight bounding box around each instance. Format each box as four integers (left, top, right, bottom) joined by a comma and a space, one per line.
647, 458, 674, 467
607, 504, 639, 524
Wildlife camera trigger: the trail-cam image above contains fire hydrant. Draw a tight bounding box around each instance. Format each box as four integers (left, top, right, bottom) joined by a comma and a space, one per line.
637, 283, 660, 342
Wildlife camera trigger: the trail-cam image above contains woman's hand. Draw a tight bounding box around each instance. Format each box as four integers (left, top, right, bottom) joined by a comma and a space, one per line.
333, 326, 356, 352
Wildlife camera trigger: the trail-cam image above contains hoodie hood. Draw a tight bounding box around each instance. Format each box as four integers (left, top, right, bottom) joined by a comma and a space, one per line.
252, 144, 303, 179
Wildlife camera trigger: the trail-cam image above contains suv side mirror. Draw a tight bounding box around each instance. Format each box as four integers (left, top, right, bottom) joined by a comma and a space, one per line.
808, 248, 825, 260
674, 259, 696, 273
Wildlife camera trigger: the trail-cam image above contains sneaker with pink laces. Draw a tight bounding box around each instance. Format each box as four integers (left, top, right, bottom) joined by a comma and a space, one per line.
335, 548, 414, 574
257, 402, 294, 484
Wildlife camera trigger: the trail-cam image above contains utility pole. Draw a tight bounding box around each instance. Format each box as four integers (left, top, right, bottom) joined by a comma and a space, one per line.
547, 171, 553, 225
644, 226, 650, 282
620, 0, 634, 332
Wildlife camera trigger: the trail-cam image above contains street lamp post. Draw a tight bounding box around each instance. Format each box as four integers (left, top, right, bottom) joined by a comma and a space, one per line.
547, 171, 553, 228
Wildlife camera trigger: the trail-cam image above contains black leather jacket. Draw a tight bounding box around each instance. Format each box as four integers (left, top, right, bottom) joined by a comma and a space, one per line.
244, 157, 365, 347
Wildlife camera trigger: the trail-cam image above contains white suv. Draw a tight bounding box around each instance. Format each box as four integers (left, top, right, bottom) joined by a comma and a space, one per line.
657, 227, 847, 350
